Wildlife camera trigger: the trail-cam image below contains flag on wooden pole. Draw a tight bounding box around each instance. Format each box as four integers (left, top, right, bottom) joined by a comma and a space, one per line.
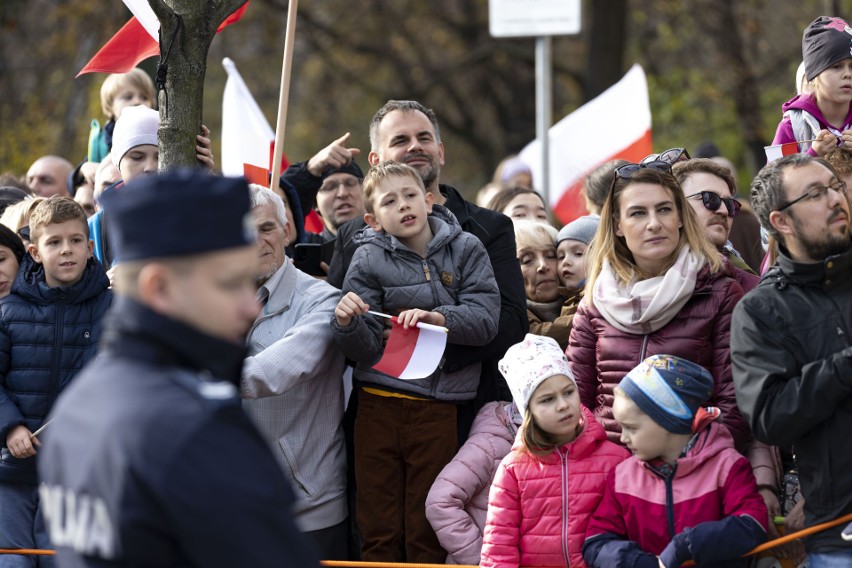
221, 58, 289, 182
369, 312, 448, 380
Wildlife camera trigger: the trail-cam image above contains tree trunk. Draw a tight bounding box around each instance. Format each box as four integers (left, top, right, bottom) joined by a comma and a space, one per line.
585, 0, 627, 101
149, 0, 247, 170
702, 0, 766, 175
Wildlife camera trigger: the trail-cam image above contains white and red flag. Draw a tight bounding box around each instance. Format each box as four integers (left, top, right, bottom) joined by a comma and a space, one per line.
221, 57, 289, 183
369, 312, 448, 381
78, 0, 249, 76
764, 141, 801, 163
221, 58, 330, 232
519, 64, 653, 224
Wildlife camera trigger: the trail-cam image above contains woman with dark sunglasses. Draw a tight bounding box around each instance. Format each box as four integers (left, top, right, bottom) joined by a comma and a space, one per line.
566, 163, 751, 454
672, 159, 759, 294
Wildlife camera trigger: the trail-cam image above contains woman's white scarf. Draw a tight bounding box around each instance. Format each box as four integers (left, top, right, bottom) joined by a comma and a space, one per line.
593, 246, 705, 334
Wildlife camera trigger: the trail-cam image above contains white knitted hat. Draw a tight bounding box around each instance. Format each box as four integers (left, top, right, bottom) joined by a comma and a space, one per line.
498, 334, 575, 415
110, 106, 159, 168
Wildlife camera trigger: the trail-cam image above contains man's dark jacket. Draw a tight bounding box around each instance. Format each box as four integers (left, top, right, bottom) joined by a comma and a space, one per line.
731, 243, 852, 553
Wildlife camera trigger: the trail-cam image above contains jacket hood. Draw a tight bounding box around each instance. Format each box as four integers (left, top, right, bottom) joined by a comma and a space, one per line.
511, 405, 606, 460
694, 254, 737, 292
352, 203, 461, 255
781, 93, 823, 117
470, 401, 520, 442
12, 253, 109, 306
667, 420, 733, 478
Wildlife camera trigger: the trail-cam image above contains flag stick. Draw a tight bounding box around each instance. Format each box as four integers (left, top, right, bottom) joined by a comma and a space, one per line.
29, 419, 53, 440
268, 0, 299, 194
367, 310, 448, 333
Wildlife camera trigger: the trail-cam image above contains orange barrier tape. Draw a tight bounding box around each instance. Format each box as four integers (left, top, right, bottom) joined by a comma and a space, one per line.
681, 511, 852, 566
0, 549, 55, 556
3, 511, 851, 563
322, 563, 469, 568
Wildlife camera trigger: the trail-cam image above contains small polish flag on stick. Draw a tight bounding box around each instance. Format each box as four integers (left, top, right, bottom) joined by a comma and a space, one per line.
764, 140, 815, 163
368, 311, 448, 381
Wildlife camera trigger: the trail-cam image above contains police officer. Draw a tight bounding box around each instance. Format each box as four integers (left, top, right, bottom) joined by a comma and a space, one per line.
37, 170, 319, 567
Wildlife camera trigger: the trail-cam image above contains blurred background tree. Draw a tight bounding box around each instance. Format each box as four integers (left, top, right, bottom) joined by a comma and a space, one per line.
0, 0, 843, 198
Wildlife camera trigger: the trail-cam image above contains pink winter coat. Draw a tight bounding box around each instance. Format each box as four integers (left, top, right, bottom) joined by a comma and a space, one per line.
425, 401, 519, 565
584, 422, 768, 567
480, 406, 629, 568
567, 261, 751, 452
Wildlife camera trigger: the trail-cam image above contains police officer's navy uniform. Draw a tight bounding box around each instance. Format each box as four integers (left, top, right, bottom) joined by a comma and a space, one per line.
37, 171, 319, 567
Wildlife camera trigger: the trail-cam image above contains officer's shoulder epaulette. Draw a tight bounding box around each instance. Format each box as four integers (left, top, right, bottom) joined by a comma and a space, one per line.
169, 370, 239, 407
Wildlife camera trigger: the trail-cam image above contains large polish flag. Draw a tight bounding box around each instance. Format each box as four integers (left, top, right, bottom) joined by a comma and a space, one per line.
519, 64, 653, 224
78, 0, 249, 76
373, 319, 449, 381
221, 57, 282, 182
222, 58, 327, 233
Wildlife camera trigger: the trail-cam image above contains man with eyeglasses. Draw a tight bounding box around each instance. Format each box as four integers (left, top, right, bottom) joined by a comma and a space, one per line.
672, 158, 759, 292
731, 154, 852, 566
283, 133, 366, 242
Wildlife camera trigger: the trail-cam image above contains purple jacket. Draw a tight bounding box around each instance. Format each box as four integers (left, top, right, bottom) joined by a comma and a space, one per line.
568, 261, 751, 452
773, 93, 852, 155
425, 401, 519, 565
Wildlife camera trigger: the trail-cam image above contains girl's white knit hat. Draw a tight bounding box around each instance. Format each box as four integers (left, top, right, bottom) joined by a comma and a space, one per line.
498, 334, 576, 415
110, 106, 159, 168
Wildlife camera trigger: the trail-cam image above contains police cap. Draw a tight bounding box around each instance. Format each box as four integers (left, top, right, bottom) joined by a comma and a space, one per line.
101, 170, 255, 262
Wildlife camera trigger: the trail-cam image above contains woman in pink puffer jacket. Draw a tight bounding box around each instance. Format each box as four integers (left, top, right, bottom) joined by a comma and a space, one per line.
480, 335, 629, 568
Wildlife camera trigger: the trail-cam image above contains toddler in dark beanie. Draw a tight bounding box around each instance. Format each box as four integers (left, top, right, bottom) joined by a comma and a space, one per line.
773, 16, 852, 158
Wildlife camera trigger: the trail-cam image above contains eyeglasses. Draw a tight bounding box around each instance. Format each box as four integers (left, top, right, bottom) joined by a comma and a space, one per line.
614, 160, 673, 181
687, 191, 742, 218
641, 148, 691, 166
776, 180, 847, 211
318, 177, 361, 194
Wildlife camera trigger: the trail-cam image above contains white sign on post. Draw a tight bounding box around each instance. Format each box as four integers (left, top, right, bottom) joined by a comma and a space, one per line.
489, 0, 581, 38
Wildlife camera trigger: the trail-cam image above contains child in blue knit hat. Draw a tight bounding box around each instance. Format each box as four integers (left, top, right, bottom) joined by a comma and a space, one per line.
584, 354, 768, 568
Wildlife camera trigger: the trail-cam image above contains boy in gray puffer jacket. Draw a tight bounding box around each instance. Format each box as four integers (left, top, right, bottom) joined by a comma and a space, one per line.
332, 161, 499, 562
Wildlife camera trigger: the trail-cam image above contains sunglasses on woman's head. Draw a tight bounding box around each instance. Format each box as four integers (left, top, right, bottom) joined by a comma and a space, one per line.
686, 191, 741, 218
641, 148, 691, 166
614, 160, 673, 181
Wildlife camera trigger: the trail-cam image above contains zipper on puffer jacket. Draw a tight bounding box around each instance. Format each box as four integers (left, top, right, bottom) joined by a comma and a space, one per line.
639, 334, 649, 363
422, 260, 441, 308
559, 447, 571, 566
665, 471, 676, 539
47, 300, 67, 408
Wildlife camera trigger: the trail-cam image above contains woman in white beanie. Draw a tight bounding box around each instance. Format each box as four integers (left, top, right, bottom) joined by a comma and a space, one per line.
480, 334, 628, 568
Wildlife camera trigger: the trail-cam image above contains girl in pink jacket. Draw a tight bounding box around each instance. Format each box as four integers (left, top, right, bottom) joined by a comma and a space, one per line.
480, 334, 629, 568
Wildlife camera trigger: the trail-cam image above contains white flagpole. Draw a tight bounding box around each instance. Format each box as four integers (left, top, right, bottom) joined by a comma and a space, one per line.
269, 0, 299, 193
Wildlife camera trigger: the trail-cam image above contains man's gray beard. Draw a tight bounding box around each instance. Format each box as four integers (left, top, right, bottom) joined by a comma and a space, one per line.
417, 163, 440, 189
256, 269, 276, 286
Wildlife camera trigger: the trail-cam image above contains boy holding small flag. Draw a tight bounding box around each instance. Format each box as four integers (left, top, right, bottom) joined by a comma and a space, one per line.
331, 161, 499, 563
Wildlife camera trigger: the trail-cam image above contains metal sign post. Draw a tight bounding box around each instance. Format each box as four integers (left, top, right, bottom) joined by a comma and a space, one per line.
489, 0, 581, 212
